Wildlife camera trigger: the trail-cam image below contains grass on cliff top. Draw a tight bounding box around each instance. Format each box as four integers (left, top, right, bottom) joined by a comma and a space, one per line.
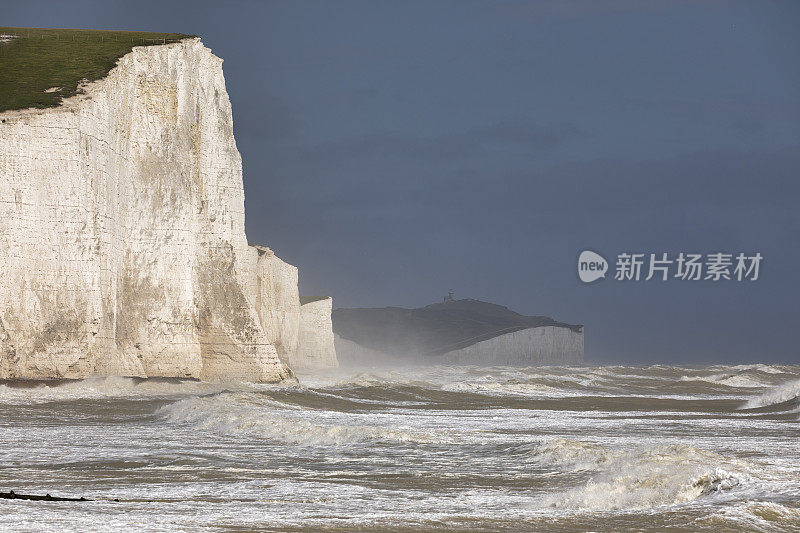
0, 27, 195, 113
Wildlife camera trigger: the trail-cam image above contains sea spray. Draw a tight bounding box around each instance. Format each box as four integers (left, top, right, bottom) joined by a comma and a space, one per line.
2, 364, 798, 531
536, 440, 748, 511
744, 379, 800, 409
158, 392, 454, 446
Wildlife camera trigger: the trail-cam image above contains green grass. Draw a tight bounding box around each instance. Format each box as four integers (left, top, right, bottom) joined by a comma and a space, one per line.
0, 27, 195, 113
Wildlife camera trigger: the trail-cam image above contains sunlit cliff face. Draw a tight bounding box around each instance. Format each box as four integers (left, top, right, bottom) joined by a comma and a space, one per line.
0, 39, 333, 382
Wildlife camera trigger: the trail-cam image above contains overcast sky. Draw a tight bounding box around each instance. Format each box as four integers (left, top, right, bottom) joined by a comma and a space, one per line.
6, 0, 800, 363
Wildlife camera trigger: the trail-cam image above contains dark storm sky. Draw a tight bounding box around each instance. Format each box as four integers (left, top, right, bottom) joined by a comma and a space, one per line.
6, 1, 800, 364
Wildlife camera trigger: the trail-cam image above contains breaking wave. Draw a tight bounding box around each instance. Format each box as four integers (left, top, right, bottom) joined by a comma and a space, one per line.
727, 364, 790, 374
697, 501, 800, 531
678, 372, 769, 388
0, 376, 227, 404
1, 364, 799, 530
307, 364, 800, 401
535, 439, 748, 511
744, 379, 800, 409
158, 392, 451, 446
304, 368, 595, 397
3, 364, 795, 408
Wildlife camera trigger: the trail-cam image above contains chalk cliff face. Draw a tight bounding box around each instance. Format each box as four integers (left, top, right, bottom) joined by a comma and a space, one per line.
245, 246, 301, 366
335, 327, 583, 367
0, 38, 313, 382
332, 299, 582, 366
292, 298, 338, 371
334, 334, 397, 367
441, 326, 584, 366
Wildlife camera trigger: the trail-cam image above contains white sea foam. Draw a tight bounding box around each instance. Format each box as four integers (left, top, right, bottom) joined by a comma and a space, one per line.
158, 393, 452, 445
543, 467, 741, 511
728, 364, 790, 374
1, 364, 799, 531
536, 439, 749, 511
534, 438, 619, 470
0, 376, 227, 404
441, 379, 566, 397
301, 366, 600, 397
696, 501, 800, 531
744, 379, 800, 409
307, 365, 800, 401
678, 373, 767, 388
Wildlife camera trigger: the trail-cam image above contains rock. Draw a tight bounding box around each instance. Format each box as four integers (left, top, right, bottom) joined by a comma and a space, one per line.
441, 326, 584, 365
334, 333, 397, 367
292, 297, 338, 370
0, 38, 299, 382
332, 299, 583, 366
246, 246, 301, 366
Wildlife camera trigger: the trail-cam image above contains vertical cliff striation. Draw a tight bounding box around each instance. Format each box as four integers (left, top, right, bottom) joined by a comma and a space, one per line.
332, 299, 583, 366
293, 297, 338, 371
0, 37, 333, 381
441, 326, 584, 365
245, 246, 301, 366
334, 333, 398, 367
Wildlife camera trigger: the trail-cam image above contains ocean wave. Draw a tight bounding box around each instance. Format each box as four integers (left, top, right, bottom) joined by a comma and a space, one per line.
678, 373, 768, 388
744, 379, 800, 409
301, 367, 605, 398
3, 365, 798, 407
727, 364, 791, 374
305, 365, 800, 401
536, 439, 749, 511
696, 501, 800, 531
440, 379, 567, 397
158, 393, 451, 446
0, 376, 226, 404
301, 370, 421, 389
534, 438, 618, 470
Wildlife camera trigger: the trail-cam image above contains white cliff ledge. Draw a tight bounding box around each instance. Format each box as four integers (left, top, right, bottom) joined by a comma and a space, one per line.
293, 297, 338, 371
0, 38, 336, 382
333, 299, 583, 366
442, 326, 584, 366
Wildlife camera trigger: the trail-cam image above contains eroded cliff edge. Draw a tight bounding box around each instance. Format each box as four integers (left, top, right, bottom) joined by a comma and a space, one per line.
294, 297, 338, 371
0, 38, 335, 381
333, 299, 583, 366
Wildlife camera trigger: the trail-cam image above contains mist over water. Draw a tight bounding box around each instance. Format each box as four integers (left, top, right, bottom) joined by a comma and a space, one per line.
1, 364, 799, 532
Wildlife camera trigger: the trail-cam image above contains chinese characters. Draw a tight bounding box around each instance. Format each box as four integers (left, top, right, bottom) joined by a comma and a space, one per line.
613, 252, 762, 281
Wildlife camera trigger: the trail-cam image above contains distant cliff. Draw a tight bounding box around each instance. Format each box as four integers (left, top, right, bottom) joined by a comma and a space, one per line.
0, 33, 336, 381
441, 326, 583, 365
293, 297, 338, 371
333, 299, 583, 366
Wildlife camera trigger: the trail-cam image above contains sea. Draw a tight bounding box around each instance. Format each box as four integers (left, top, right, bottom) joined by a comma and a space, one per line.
1, 364, 799, 532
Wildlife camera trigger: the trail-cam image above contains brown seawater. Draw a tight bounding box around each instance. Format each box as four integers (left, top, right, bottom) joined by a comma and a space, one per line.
1, 364, 799, 532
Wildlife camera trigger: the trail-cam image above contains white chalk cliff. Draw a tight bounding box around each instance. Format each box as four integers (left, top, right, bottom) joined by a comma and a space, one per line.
293, 297, 338, 371
333, 333, 398, 367
0, 38, 335, 381
332, 299, 583, 367
441, 326, 584, 366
